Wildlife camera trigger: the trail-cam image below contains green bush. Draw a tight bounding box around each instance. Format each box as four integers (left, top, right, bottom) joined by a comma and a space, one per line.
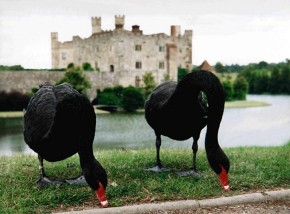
0, 91, 30, 111
96, 86, 144, 112
98, 92, 121, 106
96, 86, 124, 106
122, 87, 144, 112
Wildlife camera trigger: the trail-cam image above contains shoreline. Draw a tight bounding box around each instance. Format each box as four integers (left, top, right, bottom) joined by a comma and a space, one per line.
0, 100, 270, 118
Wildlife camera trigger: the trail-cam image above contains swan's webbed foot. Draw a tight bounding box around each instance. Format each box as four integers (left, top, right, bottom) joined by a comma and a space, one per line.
145, 164, 171, 172
65, 175, 87, 185
176, 167, 203, 177
36, 176, 65, 188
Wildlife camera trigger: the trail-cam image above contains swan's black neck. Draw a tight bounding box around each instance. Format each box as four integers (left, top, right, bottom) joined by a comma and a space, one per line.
78, 149, 107, 191
173, 70, 228, 175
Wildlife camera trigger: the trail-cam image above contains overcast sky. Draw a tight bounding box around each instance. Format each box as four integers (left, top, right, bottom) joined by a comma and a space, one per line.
0, 0, 290, 69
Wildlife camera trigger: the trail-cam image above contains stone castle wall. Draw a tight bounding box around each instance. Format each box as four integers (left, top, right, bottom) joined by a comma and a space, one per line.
0, 70, 158, 100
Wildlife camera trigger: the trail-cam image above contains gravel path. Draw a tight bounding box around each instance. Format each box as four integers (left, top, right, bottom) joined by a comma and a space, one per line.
146, 200, 290, 214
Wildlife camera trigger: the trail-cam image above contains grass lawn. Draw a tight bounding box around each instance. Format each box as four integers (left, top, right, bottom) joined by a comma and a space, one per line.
0, 142, 289, 213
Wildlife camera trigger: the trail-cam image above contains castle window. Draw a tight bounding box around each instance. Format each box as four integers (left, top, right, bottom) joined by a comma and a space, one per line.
159, 46, 165, 52
61, 52, 66, 60
135, 61, 142, 69
94, 46, 99, 53
95, 62, 99, 70
159, 61, 165, 69
135, 76, 140, 87
110, 65, 114, 72
135, 45, 142, 51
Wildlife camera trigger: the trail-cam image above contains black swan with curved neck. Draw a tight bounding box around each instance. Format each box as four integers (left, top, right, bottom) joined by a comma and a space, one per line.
23, 82, 108, 207
145, 70, 230, 191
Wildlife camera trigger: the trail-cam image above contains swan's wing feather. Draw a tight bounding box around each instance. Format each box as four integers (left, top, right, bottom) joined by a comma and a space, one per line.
23, 82, 56, 147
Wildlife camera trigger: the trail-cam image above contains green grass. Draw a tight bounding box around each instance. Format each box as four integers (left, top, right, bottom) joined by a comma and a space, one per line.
0, 143, 289, 213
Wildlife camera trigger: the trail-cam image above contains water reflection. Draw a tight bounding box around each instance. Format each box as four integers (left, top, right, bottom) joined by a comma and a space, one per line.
0, 95, 289, 156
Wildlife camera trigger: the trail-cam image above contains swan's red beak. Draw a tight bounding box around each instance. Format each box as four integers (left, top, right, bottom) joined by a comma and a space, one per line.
95, 182, 108, 208
218, 166, 230, 191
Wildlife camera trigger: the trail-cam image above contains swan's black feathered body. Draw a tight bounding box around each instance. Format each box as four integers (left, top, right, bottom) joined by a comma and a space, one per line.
24, 82, 108, 207
24, 83, 95, 161
145, 70, 230, 191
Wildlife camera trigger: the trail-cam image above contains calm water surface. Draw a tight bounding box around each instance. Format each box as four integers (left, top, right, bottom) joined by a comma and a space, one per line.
0, 95, 289, 156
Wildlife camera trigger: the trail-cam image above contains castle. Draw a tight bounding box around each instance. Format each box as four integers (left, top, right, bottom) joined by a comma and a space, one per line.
51, 15, 192, 86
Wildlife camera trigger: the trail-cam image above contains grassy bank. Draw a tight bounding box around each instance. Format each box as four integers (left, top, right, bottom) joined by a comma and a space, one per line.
225, 100, 270, 108
0, 108, 109, 118
0, 143, 289, 213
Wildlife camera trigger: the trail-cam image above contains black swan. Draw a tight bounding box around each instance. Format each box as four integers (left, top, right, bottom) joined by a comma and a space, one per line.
23, 82, 108, 207
145, 70, 230, 191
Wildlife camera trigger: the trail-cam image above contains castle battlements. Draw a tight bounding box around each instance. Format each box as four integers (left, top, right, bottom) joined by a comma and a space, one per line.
51, 15, 192, 86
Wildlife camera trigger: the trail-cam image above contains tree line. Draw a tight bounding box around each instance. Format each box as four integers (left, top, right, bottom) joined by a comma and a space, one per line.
212, 59, 290, 95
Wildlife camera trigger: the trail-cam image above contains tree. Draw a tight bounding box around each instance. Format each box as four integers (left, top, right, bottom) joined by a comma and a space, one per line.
258, 61, 268, 69
163, 73, 170, 81
142, 72, 156, 99
280, 65, 290, 94
56, 69, 91, 95
178, 67, 189, 81
67, 63, 75, 72
233, 75, 248, 100
82, 62, 94, 71
215, 62, 226, 73
222, 81, 234, 101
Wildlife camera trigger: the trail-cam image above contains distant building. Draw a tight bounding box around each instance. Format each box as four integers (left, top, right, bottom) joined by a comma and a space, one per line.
51, 15, 192, 86
199, 60, 216, 73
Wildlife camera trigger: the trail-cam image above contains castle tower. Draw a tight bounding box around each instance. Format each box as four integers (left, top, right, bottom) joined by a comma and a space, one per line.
92, 16, 102, 34
51, 32, 59, 69
171, 25, 181, 43
115, 15, 125, 30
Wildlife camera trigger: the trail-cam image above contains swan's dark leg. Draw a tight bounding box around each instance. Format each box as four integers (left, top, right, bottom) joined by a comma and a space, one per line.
156, 133, 162, 167
145, 132, 171, 172
191, 139, 198, 172
36, 155, 65, 187
65, 172, 87, 185
38, 154, 46, 178
65, 153, 88, 185
176, 138, 201, 177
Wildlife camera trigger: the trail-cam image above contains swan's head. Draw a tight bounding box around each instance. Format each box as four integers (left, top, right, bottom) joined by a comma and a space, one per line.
207, 147, 230, 191
82, 159, 108, 208
93, 164, 108, 208
95, 181, 108, 208
218, 165, 230, 191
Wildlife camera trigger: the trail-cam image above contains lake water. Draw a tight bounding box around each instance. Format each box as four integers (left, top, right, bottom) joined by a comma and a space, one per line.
0, 95, 289, 156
